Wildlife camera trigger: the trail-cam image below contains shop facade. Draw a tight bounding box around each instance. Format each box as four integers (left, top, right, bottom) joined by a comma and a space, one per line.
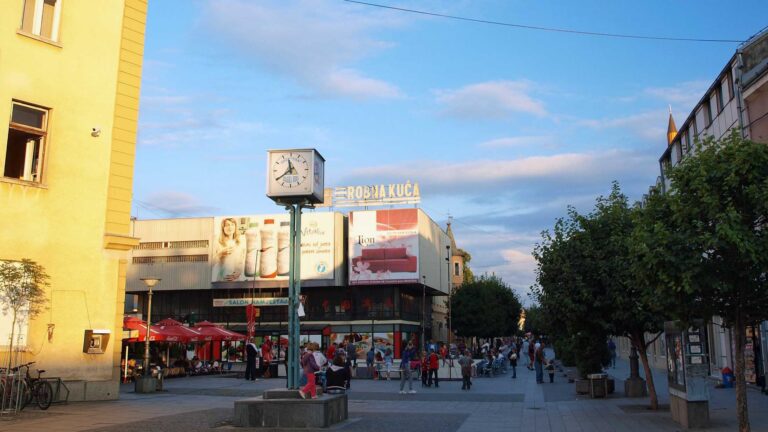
126, 208, 452, 361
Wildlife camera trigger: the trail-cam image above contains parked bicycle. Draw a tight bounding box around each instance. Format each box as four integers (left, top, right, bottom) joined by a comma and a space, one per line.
0, 362, 53, 410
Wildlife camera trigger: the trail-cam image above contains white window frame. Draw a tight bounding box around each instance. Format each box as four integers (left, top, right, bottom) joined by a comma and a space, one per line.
21, 0, 62, 42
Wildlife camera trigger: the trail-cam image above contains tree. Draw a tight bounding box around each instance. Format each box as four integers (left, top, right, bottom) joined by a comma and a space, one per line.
532, 183, 668, 405
0, 259, 49, 365
635, 132, 768, 432
456, 248, 474, 284
531, 210, 613, 378
451, 275, 521, 339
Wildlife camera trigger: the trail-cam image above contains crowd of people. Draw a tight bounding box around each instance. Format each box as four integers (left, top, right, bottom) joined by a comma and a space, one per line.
236, 334, 560, 397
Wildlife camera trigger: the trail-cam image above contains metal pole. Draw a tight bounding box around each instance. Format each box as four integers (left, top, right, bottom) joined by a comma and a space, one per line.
124, 345, 129, 383
293, 204, 303, 387
422, 275, 426, 352
144, 287, 153, 376
287, 204, 296, 388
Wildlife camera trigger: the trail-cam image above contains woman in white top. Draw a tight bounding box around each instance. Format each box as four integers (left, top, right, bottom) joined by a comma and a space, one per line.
214, 218, 246, 281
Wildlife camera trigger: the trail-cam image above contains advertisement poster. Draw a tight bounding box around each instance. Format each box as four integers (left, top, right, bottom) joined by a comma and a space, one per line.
211, 213, 334, 282
349, 209, 419, 285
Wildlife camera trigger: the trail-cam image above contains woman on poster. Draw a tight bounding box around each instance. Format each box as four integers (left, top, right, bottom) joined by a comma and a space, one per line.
214, 217, 246, 282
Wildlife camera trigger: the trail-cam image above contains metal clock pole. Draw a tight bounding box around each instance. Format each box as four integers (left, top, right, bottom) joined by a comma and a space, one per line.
287, 204, 296, 389
286, 201, 304, 389
293, 203, 303, 387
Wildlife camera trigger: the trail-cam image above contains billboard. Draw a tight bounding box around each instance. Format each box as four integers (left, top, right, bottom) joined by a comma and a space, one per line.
349, 209, 419, 285
212, 213, 334, 282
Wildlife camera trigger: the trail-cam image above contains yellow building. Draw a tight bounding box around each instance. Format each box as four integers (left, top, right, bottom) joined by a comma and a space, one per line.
0, 0, 147, 401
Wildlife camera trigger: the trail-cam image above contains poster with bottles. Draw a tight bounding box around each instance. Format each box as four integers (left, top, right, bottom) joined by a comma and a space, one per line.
211, 213, 335, 282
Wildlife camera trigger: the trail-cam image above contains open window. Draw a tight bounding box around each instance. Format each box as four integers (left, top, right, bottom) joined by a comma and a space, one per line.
21, 0, 62, 42
4, 101, 49, 183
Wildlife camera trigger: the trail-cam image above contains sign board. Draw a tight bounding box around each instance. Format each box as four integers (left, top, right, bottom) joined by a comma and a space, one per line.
212, 213, 335, 283
349, 209, 419, 285
333, 181, 420, 207
213, 297, 289, 307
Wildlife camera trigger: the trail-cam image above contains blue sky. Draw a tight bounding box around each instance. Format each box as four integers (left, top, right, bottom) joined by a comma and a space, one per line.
132, 0, 768, 300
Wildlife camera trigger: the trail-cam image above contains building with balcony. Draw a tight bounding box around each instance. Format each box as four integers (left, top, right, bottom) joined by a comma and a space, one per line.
0, 1, 147, 400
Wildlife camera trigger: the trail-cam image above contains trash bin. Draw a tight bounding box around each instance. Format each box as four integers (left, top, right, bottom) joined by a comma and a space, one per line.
269, 361, 279, 378
721, 367, 734, 388
587, 373, 608, 398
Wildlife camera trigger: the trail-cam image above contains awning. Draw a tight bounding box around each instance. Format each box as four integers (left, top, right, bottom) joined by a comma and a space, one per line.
155, 318, 203, 343
122, 316, 167, 342
193, 320, 246, 342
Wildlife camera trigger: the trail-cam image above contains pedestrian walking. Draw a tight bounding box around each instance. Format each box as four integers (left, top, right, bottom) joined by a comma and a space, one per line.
440, 343, 448, 367
420, 350, 429, 387
459, 349, 473, 390
507, 342, 518, 379
244, 338, 259, 381
427, 349, 439, 387
528, 338, 536, 371
608, 338, 617, 368
366, 347, 375, 378
347, 338, 357, 370
534, 341, 545, 384
399, 341, 417, 394
299, 342, 325, 399
546, 360, 555, 383
384, 347, 394, 380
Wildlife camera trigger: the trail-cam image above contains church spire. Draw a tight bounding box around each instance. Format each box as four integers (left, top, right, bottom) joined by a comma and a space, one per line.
667, 105, 678, 146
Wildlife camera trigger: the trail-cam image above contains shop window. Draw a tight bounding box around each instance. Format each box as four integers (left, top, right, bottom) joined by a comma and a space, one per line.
20, 0, 62, 42
4, 101, 49, 183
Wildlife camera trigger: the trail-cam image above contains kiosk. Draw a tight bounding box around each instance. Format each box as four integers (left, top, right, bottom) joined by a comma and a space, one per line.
664, 321, 710, 429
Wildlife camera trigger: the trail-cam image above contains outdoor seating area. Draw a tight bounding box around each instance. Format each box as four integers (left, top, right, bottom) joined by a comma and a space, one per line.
121, 316, 246, 382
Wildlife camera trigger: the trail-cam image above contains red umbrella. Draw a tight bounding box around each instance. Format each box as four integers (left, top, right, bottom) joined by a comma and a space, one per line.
193, 321, 246, 342
155, 318, 203, 343
123, 316, 167, 342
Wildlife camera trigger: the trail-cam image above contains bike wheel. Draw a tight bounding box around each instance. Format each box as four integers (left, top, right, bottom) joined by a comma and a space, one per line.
36, 381, 53, 410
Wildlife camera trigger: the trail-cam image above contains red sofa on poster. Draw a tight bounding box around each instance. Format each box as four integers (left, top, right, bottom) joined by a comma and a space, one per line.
352, 247, 417, 273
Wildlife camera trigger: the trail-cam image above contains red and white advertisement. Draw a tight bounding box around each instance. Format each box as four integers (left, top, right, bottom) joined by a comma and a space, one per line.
349, 209, 419, 285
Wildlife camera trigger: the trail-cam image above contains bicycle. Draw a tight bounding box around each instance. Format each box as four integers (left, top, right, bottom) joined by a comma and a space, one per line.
0, 367, 30, 412
3, 362, 53, 410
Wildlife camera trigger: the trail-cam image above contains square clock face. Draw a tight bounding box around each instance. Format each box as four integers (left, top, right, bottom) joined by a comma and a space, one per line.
267, 149, 324, 201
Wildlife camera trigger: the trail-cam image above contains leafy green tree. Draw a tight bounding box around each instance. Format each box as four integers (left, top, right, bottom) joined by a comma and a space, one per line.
532, 210, 613, 378
532, 183, 668, 407
0, 259, 49, 364
635, 132, 768, 432
456, 248, 474, 284
522, 304, 549, 336
451, 275, 521, 339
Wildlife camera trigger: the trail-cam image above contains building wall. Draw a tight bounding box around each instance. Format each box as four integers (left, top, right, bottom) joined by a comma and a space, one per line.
0, 0, 146, 401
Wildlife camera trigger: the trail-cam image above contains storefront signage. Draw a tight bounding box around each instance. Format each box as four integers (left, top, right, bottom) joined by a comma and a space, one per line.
213, 297, 289, 307
333, 181, 420, 207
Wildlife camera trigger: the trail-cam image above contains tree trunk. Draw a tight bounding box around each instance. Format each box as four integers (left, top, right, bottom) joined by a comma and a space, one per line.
635, 336, 659, 410
7, 310, 17, 370
629, 332, 658, 410
734, 315, 751, 432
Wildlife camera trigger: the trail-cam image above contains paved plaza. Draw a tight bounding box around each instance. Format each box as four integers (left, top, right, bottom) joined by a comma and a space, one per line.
3, 355, 768, 432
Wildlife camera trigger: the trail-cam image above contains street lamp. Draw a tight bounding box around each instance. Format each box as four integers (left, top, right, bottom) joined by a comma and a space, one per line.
140, 277, 160, 376
421, 275, 426, 353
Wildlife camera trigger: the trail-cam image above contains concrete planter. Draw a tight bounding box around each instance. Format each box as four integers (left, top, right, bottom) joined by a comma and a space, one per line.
234, 389, 348, 428
134, 377, 157, 393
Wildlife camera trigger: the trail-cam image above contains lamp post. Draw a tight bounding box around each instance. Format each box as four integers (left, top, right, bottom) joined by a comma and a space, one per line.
421, 275, 426, 352
141, 277, 160, 376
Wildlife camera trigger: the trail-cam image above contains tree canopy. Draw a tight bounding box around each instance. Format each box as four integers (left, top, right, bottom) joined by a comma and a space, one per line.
451, 274, 521, 338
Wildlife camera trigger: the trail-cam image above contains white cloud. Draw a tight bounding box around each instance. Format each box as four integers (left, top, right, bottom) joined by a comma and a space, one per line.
202, 0, 403, 100
343, 150, 655, 194
644, 80, 709, 112
478, 135, 555, 148
580, 110, 667, 141
435, 80, 547, 119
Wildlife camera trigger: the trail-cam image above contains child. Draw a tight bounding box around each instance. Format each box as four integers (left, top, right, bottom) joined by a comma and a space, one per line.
545, 360, 555, 383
